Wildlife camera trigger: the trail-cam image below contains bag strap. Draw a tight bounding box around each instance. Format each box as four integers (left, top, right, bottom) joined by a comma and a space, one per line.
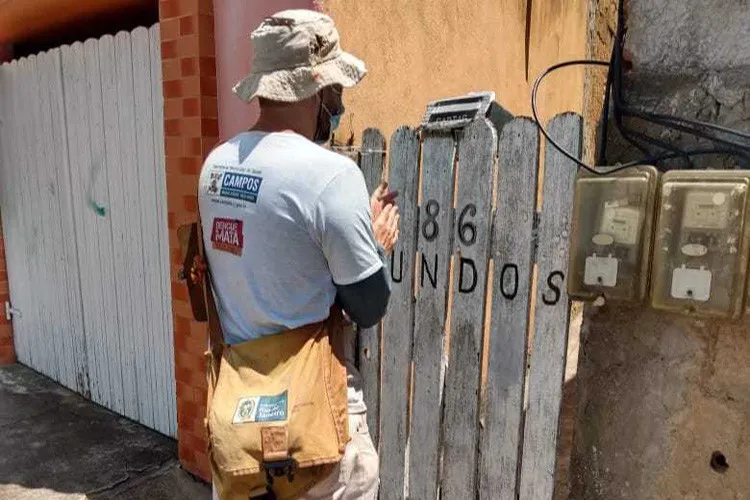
193, 212, 225, 353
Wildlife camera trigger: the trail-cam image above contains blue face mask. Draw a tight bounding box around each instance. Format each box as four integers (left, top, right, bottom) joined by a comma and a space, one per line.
329, 113, 341, 132
314, 102, 343, 144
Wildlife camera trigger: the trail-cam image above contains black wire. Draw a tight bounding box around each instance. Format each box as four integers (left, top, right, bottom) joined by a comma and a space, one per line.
608, 20, 695, 169
530, 61, 750, 175
595, 45, 615, 165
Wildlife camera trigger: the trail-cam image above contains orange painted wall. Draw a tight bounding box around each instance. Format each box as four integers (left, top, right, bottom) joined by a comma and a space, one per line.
322, 0, 590, 142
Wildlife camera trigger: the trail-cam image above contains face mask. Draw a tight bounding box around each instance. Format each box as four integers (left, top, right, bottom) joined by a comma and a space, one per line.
313, 101, 343, 145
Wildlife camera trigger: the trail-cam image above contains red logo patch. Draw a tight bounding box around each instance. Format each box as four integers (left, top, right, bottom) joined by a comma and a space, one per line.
211, 218, 244, 256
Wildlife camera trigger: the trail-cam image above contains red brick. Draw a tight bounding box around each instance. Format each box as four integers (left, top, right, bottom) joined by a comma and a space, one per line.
201, 118, 219, 137
163, 98, 182, 120
180, 57, 197, 77
186, 137, 202, 156
159, 0, 179, 19
161, 58, 180, 81
179, 156, 202, 175
198, 57, 216, 77
198, 0, 213, 16
161, 40, 178, 60
163, 79, 183, 99
177, 0, 199, 16
167, 211, 177, 229
177, 35, 198, 59
164, 119, 181, 137
183, 195, 198, 212
166, 156, 181, 175
201, 97, 218, 118
160, 18, 180, 41
202, 137, 219, 156
0, 350, 16, 366
178, 439, 197, 464
197, 14, 214, 40
182, 97, 199, 117
0, 324, 12, 339
164, 118, 181, 137
180, 117, 201, 138
198, 34, 215, 57
179, 16, 196, 36
165, 136, 183, 157
181, 76, 199, 97
172, 280, 190, 301
177, 382, 197, 403
199, 77, 217, 97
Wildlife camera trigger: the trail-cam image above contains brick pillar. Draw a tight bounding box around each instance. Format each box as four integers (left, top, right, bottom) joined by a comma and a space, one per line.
0, 44, 15, 366
159, 0, 218, 480
0, 219, 15, 366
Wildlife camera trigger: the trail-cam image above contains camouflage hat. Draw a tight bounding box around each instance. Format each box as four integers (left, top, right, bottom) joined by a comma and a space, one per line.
233, 10, 367, 103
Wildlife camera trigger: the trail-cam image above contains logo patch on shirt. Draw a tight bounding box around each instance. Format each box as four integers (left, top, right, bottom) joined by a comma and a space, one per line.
232, 391, 288, 424
211, 218, 244, 255
220, 172, 263, 203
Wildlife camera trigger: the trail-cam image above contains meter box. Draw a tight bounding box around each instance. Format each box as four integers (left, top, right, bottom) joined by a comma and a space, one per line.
568, 166, 659, 302
650, 170, 750, 319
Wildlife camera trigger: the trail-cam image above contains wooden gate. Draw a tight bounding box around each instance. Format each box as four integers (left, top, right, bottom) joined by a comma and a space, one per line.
356, 113, 582, 499
0, 25, 176, 436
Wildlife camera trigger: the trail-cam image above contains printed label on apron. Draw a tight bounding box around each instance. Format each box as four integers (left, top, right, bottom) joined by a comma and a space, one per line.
211, 218, 244, 255
232, 391, 288, 424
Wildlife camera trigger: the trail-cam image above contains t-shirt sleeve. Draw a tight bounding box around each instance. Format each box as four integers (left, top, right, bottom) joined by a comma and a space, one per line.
313, 165, 383, 286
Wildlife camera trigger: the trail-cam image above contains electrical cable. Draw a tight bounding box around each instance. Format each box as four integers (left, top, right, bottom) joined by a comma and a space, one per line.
531, 0, 750, 175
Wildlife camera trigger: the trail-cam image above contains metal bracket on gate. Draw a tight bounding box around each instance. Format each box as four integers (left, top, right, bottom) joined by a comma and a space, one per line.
420, 92, 496, 131
4, 301, 21, 321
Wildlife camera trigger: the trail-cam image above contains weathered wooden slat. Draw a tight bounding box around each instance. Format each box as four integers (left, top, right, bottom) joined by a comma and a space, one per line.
357, 128, 386, 445
47, 48, 81, 390
63, 41, 100, 398
519, 112, 582, 500
39, 47, 84, 393
81, 36, 122, 412
132, 26, 160, 430
26, 54, 57, 380
378, 127, 420, 500
479, 117, 540, 499
408, 131, 455, 500
441, 119, 497, 499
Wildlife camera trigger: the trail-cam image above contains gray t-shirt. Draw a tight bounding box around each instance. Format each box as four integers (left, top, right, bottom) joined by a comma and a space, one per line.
198, 131, 382, 413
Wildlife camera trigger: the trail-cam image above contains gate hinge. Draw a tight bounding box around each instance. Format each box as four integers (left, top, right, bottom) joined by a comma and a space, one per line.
5, 301, 21, 321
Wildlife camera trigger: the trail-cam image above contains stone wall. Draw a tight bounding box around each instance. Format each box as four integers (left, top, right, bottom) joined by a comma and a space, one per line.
570, 1, 750, 498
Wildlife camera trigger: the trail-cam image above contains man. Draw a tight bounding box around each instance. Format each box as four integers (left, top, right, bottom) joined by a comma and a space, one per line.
199, 9, 398, 499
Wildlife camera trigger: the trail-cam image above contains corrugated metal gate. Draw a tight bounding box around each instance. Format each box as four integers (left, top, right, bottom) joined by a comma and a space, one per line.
0, 25, 176, 436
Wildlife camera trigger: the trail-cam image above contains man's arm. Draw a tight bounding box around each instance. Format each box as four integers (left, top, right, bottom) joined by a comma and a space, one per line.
314, 165, 394, 327
335, 245, 391, 328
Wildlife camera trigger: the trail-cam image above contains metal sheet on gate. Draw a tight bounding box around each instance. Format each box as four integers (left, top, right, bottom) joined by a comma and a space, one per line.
0, 25, 176, 436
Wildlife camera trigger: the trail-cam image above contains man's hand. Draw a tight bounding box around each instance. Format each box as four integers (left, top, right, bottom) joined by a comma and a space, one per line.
370, 182, 398, 222
373, 203, 400, 253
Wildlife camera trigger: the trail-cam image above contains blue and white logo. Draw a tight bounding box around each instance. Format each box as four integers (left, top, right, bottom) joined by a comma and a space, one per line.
220, 172, 263, 203
232, 391, 288, 424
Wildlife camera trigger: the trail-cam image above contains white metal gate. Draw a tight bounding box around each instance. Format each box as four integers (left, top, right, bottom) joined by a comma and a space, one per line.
0, 25, 176, 436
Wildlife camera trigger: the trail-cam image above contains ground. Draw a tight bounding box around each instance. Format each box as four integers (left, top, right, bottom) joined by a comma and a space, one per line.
0, 364, 210, 500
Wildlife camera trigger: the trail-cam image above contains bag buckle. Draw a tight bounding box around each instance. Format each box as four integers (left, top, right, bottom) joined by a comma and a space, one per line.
263, 458, 296, 490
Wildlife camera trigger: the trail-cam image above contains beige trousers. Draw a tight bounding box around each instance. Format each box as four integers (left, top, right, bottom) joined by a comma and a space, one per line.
212, 413, 379, 500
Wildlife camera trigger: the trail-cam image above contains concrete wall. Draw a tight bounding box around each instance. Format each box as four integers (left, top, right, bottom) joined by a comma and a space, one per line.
571, 1, 750, 498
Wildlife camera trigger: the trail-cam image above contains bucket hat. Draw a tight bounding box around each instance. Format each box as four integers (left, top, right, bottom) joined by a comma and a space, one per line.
233, 10, 367, 103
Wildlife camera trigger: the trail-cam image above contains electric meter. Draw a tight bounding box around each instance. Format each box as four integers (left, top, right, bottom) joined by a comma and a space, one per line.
568, 166, 659, 302
650, 170, 750, 319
